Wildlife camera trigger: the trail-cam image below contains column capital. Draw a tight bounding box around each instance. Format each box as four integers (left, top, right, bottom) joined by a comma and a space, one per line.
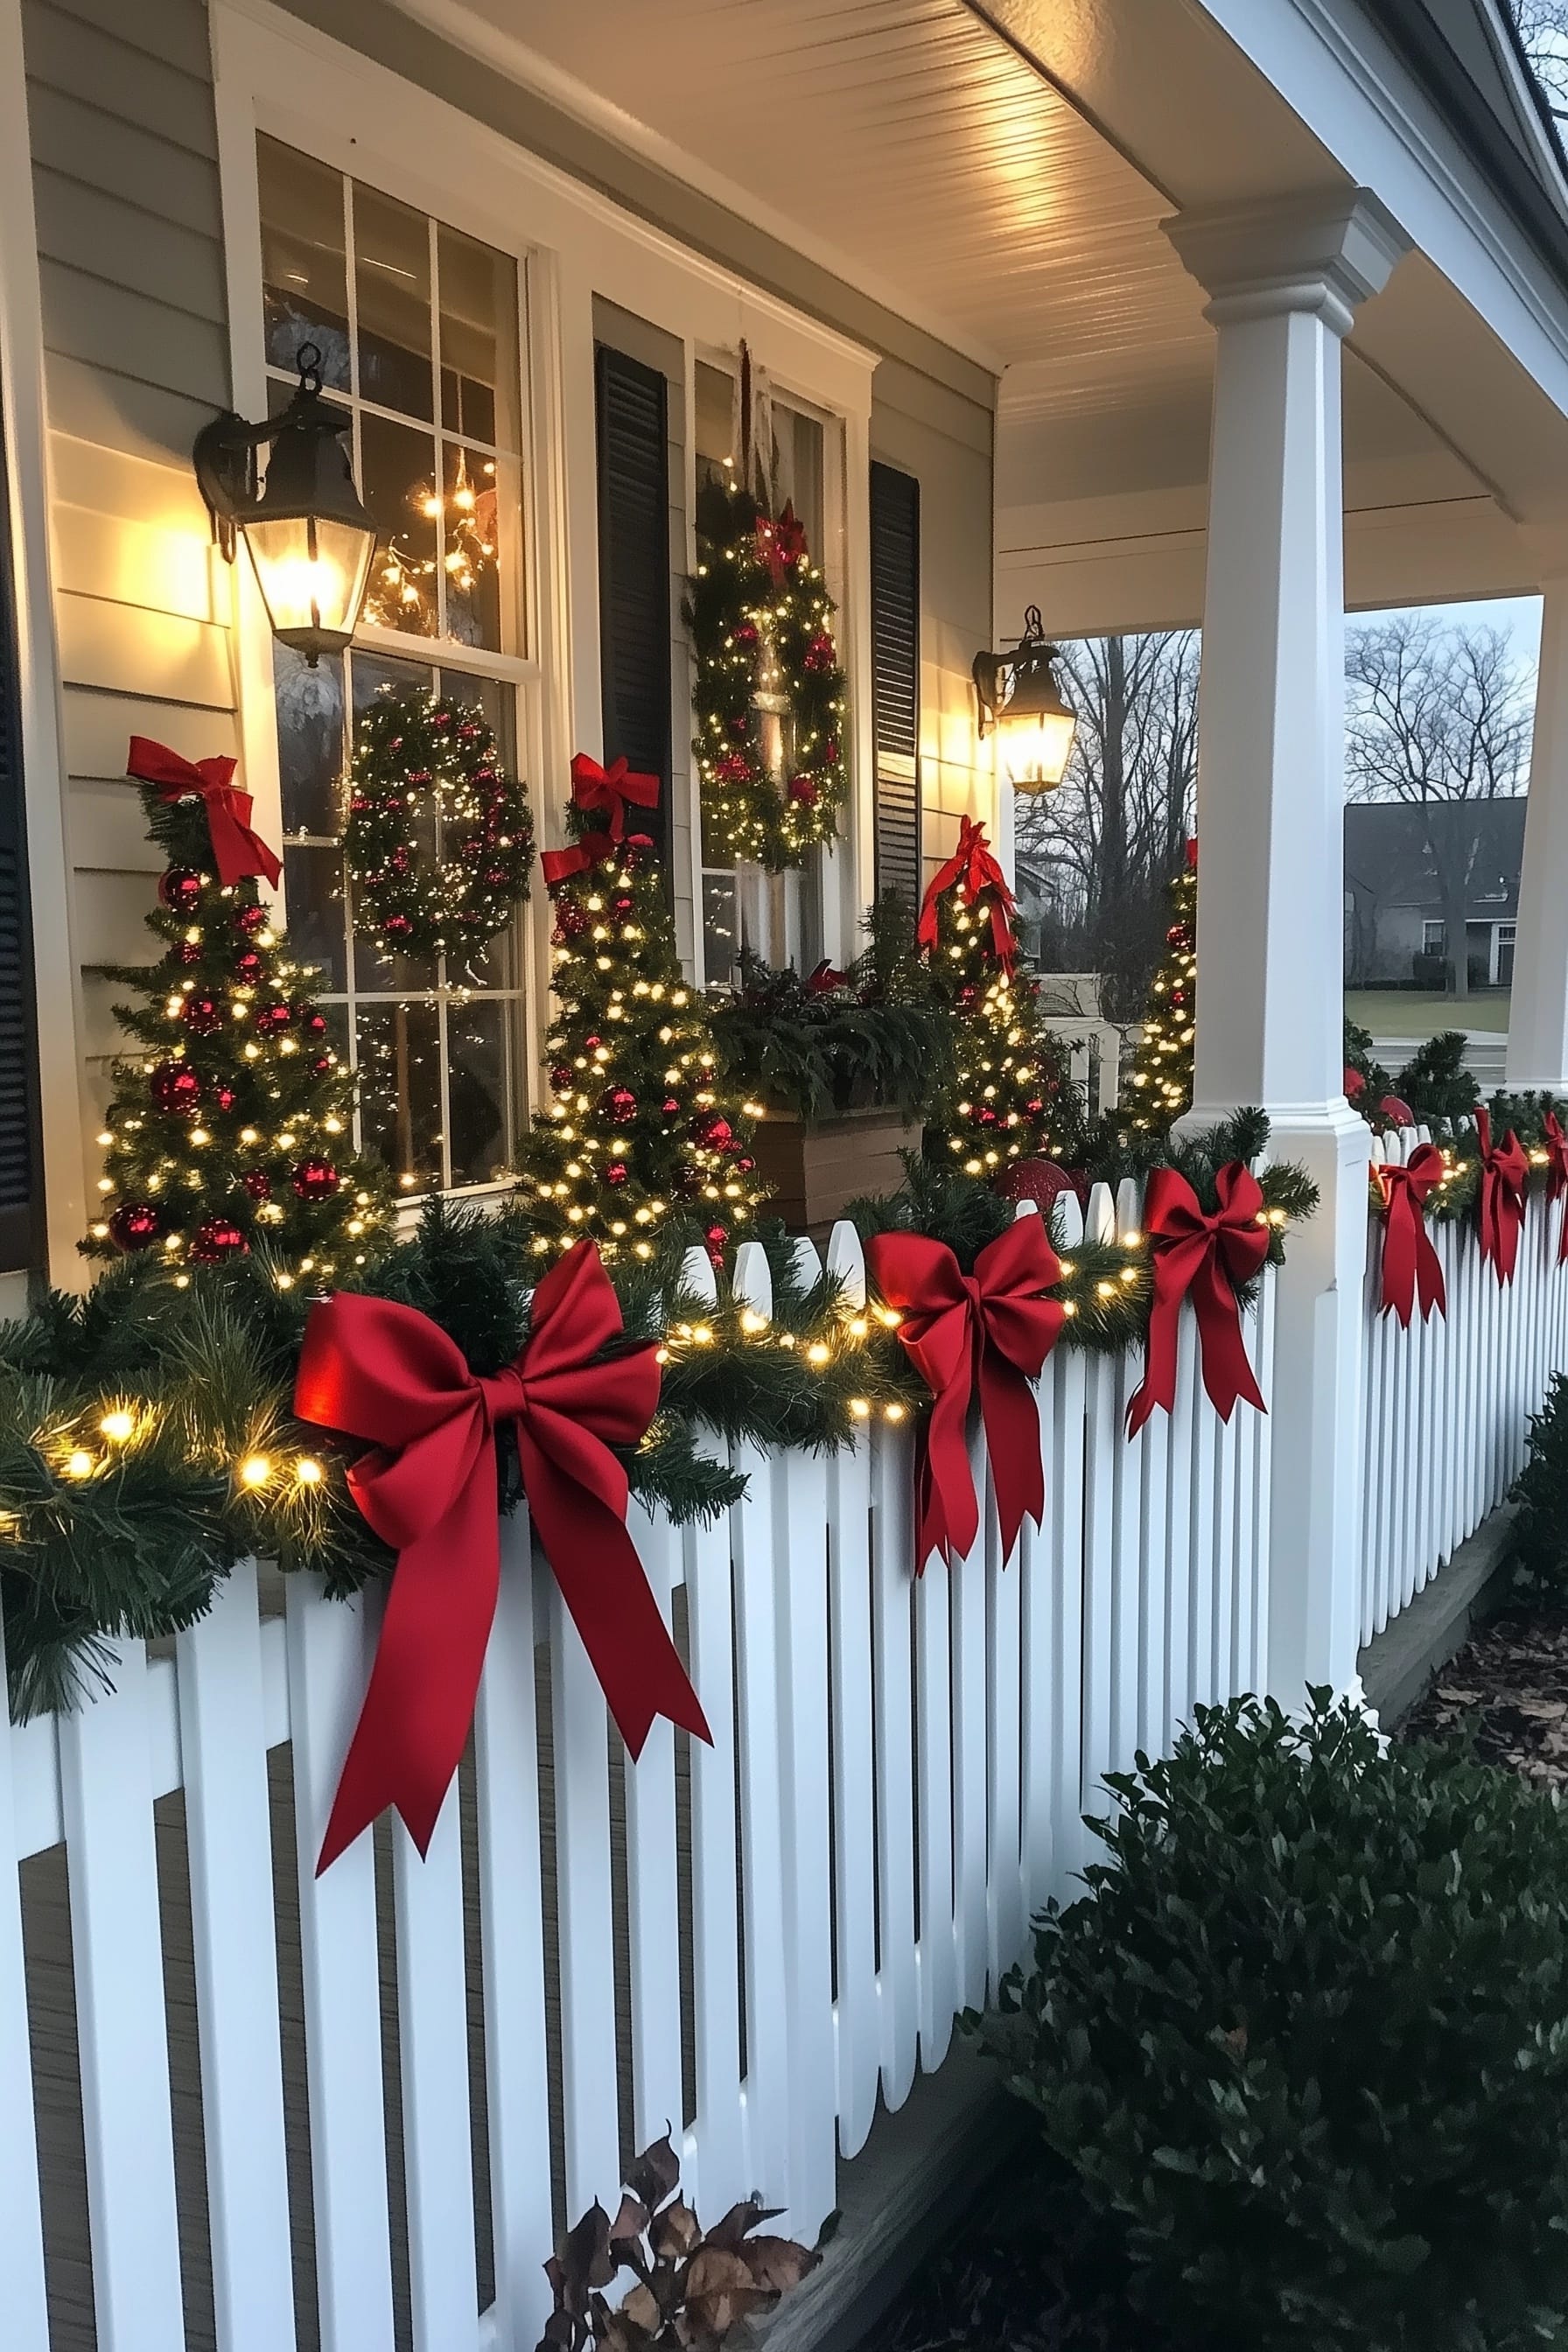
1162, 188, 1409, 336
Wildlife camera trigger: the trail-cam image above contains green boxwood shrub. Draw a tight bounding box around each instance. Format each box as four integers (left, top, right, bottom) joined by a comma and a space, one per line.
972, 1695, 1568, 2352
1510, 1370, 1568, 1605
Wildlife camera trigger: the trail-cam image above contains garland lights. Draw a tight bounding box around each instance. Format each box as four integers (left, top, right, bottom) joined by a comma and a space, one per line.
343, 690, 534, 961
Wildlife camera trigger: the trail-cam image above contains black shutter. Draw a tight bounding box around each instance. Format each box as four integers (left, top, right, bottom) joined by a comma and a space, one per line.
870, 460, 921, 906
594, 344, 672, 867
0, 404, 38, 1275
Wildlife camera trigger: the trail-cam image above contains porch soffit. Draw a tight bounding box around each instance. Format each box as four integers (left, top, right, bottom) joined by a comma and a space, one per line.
390, 0, 1568, 592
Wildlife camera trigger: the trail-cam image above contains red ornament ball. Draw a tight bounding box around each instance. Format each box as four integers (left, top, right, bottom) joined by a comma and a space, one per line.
159, 868, 204, 914
150, 1061, 202, 1116
696, 1113, 733, 1151
291, 1157, 340, 1201
190, 1216, 249, 1264
716, 752, 752, 784
788, 774, 818, 806
993, 1158, 1075, 1213
108, 1201, 161, 1251
732, 620, 759, 651
604, 1161, 629, 1187
182, 994, 223, 1035
612, 893, 634, 919
661, 1096, 681, 1118
304, 1012, 328, 1038
1379, 1094, 1416, 1127
214, 1085, 235, 1112
602, 1087, 638, 1125
312, 1054, 334, 1076
173, 940, 202, 966
257, 1002, 293, 1034
550, 1062, 573, 1091
802, 632, 836, 672
234, 902, 267, 936
736, 1154, 755, 1174
242, 1168, 272, 1200
233, 949, 264, 985
556, 900, 590, 942
382, 914, 413, 941
584, 1034, 602, 1052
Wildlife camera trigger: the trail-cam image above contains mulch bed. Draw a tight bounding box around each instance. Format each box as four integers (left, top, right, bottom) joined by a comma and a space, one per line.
1400, 1606, 1568, 1783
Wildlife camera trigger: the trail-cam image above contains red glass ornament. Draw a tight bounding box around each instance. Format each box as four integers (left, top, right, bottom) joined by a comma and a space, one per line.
803, 631, 836, 671
557, 900, 589, 942
604, 1161, 629, 1187
383, 914, 413, 940
788, 774, 818, 806
704, 1223, 727, 1265
312, 1054, 333, 1075
254, 1003, 292, 1036
108, 1200, 161, 1250
242, 1168, 272, 1200
602, 1087, 638, 1125
976, 1106, 998, 1127
304, 1012, 328, 1037
993, 1158, 1075, 1212
716, 752, 752, 783
823, 737, 840, 763
732, 620, 759, 650
234, 902, 267, 936
550, 1062, 573, 1090
612, 894, 634, 918
234, 948, 264, 984
159, 868, 203, 914
190, 1216, 248, 1264
150, 1061, 202, 1116
291, 1157, 340, 1200
661, 1096, 681, 1118
174, 940, 202, 966
214, 1086, 235, 1112
584, 1034, 602, 1051
736, 1154, 755, 1173
182, 994, 223, 1035
696, 1113, 732, 1151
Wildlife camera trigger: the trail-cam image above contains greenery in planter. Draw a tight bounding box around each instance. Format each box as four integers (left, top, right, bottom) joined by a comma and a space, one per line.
972, 1692, 1568, 2352
708, 915, 954, 1126
1508, 1369, 1568, 1606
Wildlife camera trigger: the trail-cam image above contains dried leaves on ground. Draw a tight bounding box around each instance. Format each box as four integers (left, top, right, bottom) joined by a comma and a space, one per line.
1402, 1609, 1568, 1786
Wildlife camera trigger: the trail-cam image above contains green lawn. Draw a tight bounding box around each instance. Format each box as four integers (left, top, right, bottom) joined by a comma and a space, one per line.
1346, 989, 1511, 1039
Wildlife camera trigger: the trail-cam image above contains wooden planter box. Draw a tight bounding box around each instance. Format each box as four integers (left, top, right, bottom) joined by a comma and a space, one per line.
748, 1104, 922, 1236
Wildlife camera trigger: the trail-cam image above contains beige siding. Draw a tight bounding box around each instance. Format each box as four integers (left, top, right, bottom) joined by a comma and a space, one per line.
21, 0, 233, 1162
871, 356, 996, 880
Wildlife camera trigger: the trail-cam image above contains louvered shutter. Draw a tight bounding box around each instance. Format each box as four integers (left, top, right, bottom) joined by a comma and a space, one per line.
870, 460, 921, 906
0, 415, 38, 1273
594, 343, 672, 867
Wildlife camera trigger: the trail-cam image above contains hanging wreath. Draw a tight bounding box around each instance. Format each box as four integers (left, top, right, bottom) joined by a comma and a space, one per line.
685, 483, 849, 872
344, 690, 534, 958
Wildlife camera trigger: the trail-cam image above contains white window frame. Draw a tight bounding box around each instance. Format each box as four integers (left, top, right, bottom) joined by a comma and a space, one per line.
211, 0, 877, 1054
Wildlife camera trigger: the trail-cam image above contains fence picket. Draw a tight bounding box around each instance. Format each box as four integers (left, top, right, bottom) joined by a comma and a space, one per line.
0, 1621, 49, 2352
623, 1498, 685, 2158
872, 1422, 920, 2105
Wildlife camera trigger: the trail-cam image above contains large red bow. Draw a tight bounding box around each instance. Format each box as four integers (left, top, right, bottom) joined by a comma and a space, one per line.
541, 753, 660, 886
1543, 1110, 1568, 1265
864, 1218, 1064, 1573
1376, 1146, 1448, 1326
1474, 1106, 1529, 1285
127, 736, 282, 890
756, 500, 807, 588
1127, 1163, 1270, 1436
917, 816, 1017, 975
294, 1240, 710, 1871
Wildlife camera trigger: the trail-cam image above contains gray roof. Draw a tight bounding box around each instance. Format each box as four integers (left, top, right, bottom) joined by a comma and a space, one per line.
1344, 796, 1527, 915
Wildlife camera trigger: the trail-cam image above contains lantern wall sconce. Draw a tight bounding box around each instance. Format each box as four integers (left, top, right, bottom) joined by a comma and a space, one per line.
972, 604, 1078, 794
193, 343, 377, 664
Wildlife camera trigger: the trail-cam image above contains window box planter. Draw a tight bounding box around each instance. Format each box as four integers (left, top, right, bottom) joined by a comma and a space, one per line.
748, 1103, 922, 1236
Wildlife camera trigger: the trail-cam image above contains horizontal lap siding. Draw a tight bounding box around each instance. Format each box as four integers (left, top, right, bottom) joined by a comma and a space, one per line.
21, 0, 233, 1150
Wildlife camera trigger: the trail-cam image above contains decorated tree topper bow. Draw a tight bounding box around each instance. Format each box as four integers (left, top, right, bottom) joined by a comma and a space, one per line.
756, 500, 808, 587
1127, 1162, 1270, 1437
916, 816, 1017, 975
541, 753, 660, 886
126, 735, 282, 890
1474, 1106, 1529, 1285
294, 1238, 710, 1872
1376, 1146, 1448, 1326
864, 1217, 1064, 1573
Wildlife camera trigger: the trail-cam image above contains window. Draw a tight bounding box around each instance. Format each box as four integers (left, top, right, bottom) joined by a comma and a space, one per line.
259, 134, 532, 1194
1422, 919, 1446, 956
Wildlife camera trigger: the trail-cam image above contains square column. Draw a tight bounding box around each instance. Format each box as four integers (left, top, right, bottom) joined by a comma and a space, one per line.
1164, 192, 1406, 1702
1505, 569, 1568, 1092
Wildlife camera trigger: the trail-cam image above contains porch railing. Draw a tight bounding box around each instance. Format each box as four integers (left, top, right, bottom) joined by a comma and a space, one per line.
2, 1192, 1276, 2352
1360, 1124, 1568, 1647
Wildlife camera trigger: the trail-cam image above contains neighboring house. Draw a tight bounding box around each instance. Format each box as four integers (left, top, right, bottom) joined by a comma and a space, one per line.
1344, 799, 1527, 987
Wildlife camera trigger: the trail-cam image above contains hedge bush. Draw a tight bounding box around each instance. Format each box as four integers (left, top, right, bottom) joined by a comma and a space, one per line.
1510, 1370, 1568, 1605
973, 1695, 1568, 2352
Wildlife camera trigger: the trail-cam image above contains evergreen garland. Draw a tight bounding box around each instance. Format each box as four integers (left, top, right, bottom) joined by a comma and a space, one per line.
343, 689, 534, 959
83, 783, 393, 1280
685, 482, 849, 871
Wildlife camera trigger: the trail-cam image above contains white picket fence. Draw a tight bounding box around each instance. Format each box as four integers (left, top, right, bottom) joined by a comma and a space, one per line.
1360, 1125, 1568, 1646
2, 1188, 1277, 2352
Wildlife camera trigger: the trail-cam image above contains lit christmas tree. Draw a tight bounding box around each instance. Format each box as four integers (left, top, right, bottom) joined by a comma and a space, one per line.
1124, 847, 1197, 1134
519, 756, 771, 1261
85, 740, 392, 1284
918, 816, 1079, 1174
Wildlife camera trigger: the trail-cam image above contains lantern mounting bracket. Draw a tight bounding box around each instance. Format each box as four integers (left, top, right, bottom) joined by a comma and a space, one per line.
972, 604, 1060, 740
192, 344, 340, 562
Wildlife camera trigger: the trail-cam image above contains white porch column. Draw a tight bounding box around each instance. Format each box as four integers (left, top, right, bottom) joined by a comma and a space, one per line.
1164, 192, 1406, 1703
1505, 567, 1568, 1091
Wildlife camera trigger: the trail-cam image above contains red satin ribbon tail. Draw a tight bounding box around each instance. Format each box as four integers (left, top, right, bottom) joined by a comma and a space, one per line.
980, 1362, 1046, 1563
537, 1486, 710, 1758
1192, 1263, 1265, 1422
1380, 1195, 1418, 1327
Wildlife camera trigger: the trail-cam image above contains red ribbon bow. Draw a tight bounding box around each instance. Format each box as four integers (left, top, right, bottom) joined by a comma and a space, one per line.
293, 1239, 710, 1872
916, 816, 1017, 975
1543, 1110, 1568, 1264
1376, 1146, 1448, 1326
1127, 1163, 1270, 1437
805, 960, 846, 995
126, 736, 282, 890
1474, 1106, 1529, 1285
864, 1218, 1065, 1573
541, 753, 660, 886
756, 500, 807, 587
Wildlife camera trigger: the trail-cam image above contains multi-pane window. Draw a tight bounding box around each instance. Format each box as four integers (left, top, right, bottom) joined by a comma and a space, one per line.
257, 134, 532, 1194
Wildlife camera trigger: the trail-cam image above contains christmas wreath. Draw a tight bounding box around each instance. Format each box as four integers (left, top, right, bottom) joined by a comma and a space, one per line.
344, 690, 534, 959
686, 484, 849, 872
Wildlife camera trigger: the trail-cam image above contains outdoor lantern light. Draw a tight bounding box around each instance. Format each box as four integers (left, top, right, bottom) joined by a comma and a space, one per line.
193, 341, 377, 663
973, 604, 1077, 794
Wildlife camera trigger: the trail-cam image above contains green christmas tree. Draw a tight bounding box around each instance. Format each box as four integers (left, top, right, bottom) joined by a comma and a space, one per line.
519, 771, 772, 1261
1124, 854, 1196, 1135
86, 766, 392, 1284
920, 818, 1081, 1173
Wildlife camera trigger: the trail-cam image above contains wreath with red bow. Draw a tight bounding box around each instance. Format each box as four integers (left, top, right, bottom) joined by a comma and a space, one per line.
685, 483, 849, 872
344, 690, 534, 960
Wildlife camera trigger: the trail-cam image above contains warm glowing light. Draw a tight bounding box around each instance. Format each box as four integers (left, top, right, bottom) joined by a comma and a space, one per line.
295, 1457, 323, 1487
99, 1410, 136, 1444
63, 1449, 95, 1480
239, 1453, 273, 1488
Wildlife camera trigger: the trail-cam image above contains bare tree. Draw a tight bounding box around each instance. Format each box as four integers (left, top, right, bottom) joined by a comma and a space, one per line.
1344, 615, 1532, 999
1014, 630, 1198, 1014
1508, 0, 1568, 121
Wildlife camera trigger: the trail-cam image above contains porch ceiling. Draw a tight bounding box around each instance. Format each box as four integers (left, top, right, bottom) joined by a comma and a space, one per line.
401, 0, 1568, 614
